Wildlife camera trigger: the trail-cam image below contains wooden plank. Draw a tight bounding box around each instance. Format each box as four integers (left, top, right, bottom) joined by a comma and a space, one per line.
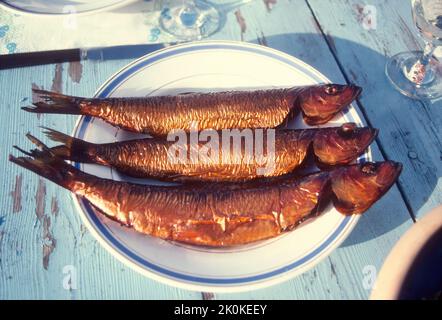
0, 62, 200, 299
0, 0, 412, 299
307, 0, 442, 219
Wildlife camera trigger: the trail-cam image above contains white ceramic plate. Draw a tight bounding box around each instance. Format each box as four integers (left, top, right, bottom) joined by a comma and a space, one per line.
72, 41, 370, 292
0, 0, 136, 15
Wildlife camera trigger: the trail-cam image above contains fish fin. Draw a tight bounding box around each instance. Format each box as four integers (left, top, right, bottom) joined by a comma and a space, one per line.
40, 126, 95, 162
13, 145, 33, 157
22, 89, 83, 115
9, 135, 79, 190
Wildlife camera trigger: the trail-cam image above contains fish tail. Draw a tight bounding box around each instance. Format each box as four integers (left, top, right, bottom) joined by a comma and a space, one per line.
22, 89, 83, 115
39, 126, 95, 162
9, 133, 82, 190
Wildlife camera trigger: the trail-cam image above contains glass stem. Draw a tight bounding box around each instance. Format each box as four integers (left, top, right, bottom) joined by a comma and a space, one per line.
420, 41, 435, 66
407, 41, 436, 86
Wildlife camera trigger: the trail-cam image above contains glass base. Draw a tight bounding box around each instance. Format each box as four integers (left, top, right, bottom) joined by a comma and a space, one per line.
385, 51, 442, 100
159, 0, 221, 41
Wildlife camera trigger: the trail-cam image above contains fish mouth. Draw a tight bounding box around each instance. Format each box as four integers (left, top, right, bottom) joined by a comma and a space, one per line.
339, 85, 361, 107
392, 161, 403, 179
350, 85, 362, 101
386, 160, 403, 177
353, 127, 378, 161
365, 127, 379, 149
375, 160, 403, 191
337, 126, 378, 163
345, 128, 379, 162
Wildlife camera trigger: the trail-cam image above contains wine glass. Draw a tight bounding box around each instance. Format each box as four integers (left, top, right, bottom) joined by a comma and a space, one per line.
159, 0, 221, 41
385, 0, 442, 100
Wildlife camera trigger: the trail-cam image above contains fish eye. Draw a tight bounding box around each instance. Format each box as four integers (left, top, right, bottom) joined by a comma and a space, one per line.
324, 85, 341, 95
361, 163, 378, 175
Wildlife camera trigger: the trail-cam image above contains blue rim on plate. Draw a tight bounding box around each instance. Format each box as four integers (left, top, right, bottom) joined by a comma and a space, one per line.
72, 41, 369, 291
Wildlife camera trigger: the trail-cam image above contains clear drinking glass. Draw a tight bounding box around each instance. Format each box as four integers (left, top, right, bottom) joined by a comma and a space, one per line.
159, 0, 221, 41
385, 0, 442, 100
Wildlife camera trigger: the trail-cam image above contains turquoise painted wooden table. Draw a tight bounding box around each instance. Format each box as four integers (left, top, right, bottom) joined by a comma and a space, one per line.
0, 0, 441, 299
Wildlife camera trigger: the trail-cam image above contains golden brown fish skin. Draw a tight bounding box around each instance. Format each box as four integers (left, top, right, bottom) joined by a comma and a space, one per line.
9, 146, 329, 246
9, 138, 401, 247
82, 90, 294, 135
80, 172, 332, 246
24, 84, 361, 136
38, 123, 377, 182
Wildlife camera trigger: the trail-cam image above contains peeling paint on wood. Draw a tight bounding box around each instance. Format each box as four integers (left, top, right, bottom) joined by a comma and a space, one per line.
329, 259, 337, 278
257, 31, 268, 46
351, 3, 375, 32
263, 0, 277, 12
35, 178, 46, 221
51, 63, 63, 93
68, 61, 83, 84
10, 174, 22, 213
234, 10, 247, 41
201, 292, 215, 300
42, 215, 56, 270
408, 151, 418, 160
0, 231, 4, 263
51, 197, 59, 217
352, 3, 365, 24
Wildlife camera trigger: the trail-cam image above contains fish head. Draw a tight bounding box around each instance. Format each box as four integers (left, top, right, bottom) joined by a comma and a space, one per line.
330, 161, 402, 214
313, 123, 378, 166
295, 84, 362, 125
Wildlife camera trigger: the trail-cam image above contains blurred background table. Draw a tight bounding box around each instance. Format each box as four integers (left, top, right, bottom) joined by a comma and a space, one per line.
0, 0, 441, 299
